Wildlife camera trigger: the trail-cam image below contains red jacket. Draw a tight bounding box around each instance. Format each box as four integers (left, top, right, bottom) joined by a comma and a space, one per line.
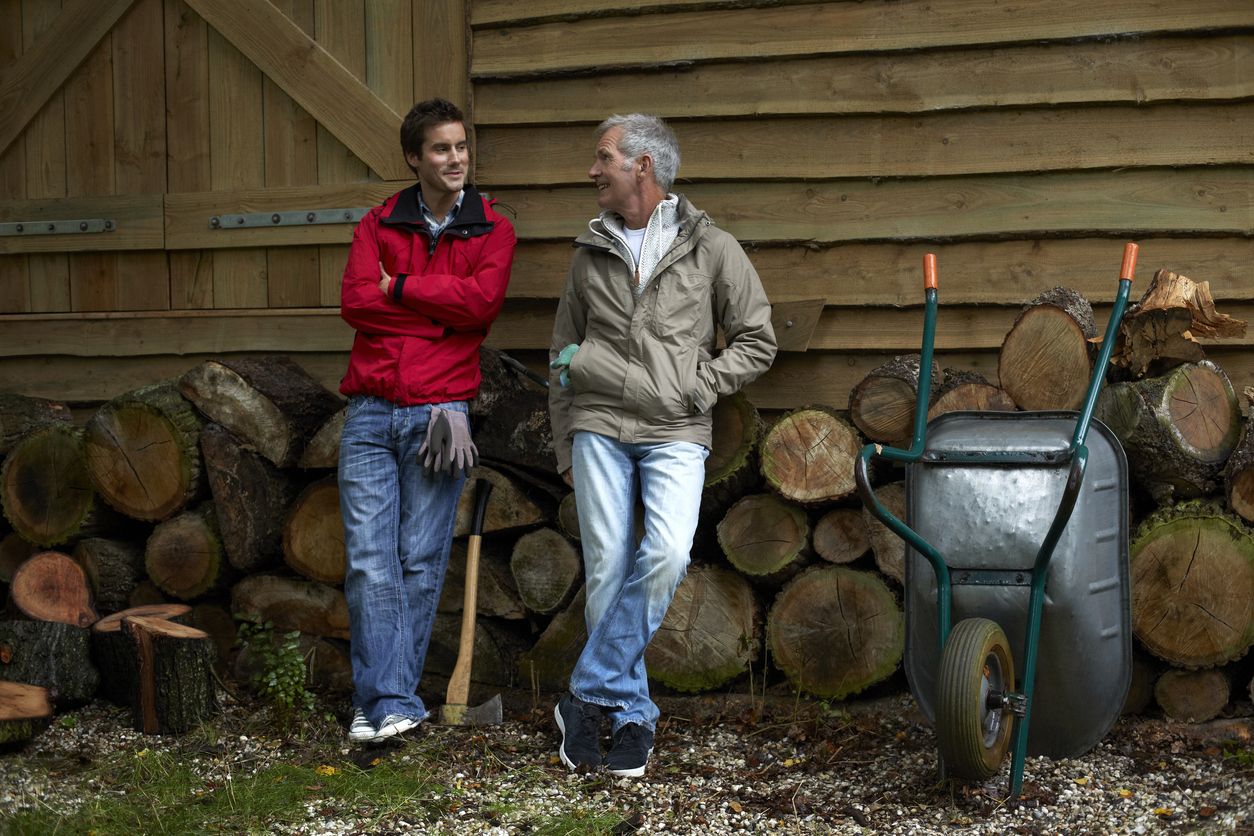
339, 184, 516, 404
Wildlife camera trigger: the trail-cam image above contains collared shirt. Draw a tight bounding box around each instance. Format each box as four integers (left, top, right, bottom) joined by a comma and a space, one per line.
419, 189, 465, 238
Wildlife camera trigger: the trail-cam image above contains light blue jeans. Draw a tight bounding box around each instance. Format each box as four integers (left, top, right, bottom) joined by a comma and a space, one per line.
568, 431, 708, 732
338, 395, 467, 726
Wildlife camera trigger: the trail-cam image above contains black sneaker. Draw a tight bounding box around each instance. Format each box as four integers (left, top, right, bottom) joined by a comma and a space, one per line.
606, 722, 654, 777
554, 693, 603, 771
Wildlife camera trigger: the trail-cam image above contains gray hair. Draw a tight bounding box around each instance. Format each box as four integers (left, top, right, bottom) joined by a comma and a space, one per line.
597, 114, 681, 193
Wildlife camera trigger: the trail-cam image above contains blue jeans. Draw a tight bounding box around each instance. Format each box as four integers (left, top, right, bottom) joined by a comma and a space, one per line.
338, 395, 466, 726
568, 431, 708, 732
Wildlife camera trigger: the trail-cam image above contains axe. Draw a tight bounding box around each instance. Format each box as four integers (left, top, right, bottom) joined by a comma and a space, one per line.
439, 477, 503, 726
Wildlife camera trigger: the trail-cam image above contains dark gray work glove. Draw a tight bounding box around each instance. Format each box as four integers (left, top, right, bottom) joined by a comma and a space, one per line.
419, 406, 478, 478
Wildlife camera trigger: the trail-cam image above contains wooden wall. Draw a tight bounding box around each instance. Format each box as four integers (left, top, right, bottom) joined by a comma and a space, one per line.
1, 0, 1251, 410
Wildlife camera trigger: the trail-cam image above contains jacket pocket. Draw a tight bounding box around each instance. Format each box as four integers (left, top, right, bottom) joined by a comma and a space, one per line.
650, 272, 712, 343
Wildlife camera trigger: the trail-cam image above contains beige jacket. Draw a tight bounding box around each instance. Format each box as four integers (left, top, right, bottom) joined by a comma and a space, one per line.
548, 195, 777, 472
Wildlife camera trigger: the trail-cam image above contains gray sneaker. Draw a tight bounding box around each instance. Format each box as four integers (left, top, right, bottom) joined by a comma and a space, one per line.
606, 723, 654, 777
348, 708, 375, 742
372, 714, 422, 741
554, 693, 603, 771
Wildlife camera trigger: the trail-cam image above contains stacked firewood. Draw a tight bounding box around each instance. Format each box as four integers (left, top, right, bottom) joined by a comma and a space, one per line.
1, 268, 1251, 744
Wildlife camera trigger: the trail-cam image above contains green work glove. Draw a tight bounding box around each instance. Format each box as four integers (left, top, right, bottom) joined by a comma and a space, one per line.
550, 343, 579, 388
419, 407, 478, 478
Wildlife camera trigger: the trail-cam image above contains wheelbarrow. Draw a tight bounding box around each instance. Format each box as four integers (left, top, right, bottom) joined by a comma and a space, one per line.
855, 244, 1139, 798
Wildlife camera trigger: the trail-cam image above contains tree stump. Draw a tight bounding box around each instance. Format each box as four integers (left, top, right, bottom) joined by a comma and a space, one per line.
84, 382, 204, 522
862, 481, 908, 584
283, 477, 345, 585
145, 504, 230, 601
999, 286, 1097, 410
644, 564, 760, 692
1, 425, 110, 547
927, 370, 1017, 421
701, 391, 766, 527
0, 393, 72, 456
813, 508, 869, 565
0, 619, 99, 706
0, 681, 52, 746
766, 565, 903, 699
202, 423, 297, 573
231, 574, 350, 640
1224, 389, 1254, 524
518, 588, 587, 693
1154, 668, 1230, 723
1130, 500, 1254, 668
297, 407, 345, 470
72, 538, 144, 615
760, 406, 861, 505
8, 551, 97, 627
439, 536, 526, 620
178, 356, 343, 468
91, 603, 193, 707
510, 527, 581, 615
1098, 360, 1241, 503
848, 355, 940, 444
470, 346, 557, 475
123, 614, 218, 734
717, 493, 811, 586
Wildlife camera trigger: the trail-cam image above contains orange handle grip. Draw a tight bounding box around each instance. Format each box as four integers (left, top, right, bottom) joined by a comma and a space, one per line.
1119, 242, 1138, 283
923, 253, 938, 290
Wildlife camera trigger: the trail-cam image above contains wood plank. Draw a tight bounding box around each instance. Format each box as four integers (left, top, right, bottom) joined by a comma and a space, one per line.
0, 0, 28, 311
0, 198, 164, 255
319, 243, 348, 307
0, 0, 137, 157
183, 0, 407, 180
474, 34, 1254, 123
366, 0, 412, 113
487, 168, 1254, 242
312, 0, 371, 185
113, 0, 166, 194
0, 255, 29, 313
471, 0, 735, 26
415, 0, 467, 110
472, 0, 1254, 76
478, 103, 1254, 185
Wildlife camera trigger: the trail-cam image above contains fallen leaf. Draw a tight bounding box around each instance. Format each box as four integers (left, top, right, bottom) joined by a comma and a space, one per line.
1118, 789, 1134, 798
314, 765, 340, 776
1199, 806, 1216, 818
1074, 776, 1090, 786
728, 801, 743, 813
1154, 807, 1174, 817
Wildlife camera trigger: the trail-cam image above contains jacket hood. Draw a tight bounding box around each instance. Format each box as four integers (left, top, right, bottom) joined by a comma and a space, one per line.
578, 193, 709, 249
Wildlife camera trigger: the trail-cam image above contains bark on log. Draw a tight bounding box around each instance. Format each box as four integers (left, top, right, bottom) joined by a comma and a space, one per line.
8, 551, 97, 627
231, 574, 350, 640
188, 601, 238, 673
202, 423, 297, 573
0, 680, 52, 745
145, 504, 230, 601
1154, 668, 1230, 724
1224, 390, 1254, 525
862, 481, 907, 584
510, 527, 581, 615
426, 613, 525, 687
717, 493, 811, 586
178, 357, 343, 468
84, 382, 204, 522
766, 565, 904, 699
1, 425, 113, 547
518, 588, 587, 693
470, 347, 557, 475
1130, 500, 1254, 668
1098, 360, 1241, 503
452, 465, 554, 537
123, 614, 218, 734
438, 535, 526, 620
0, 619, 99, 706
927, 370, 1017, 421
644, 564, 761, 692
91, 603, 193, 707
129, 580, 168, 608
283, 476, 345, 585
297, 407, 345, 470
701, 391, 766, 527
813, 508, 869, 565
72, 538, 144, 615
760, 405, 861, 505
557, 492, 581, 540
0, 533, 37, 585
1121, 651, 1158, 716
0, 393, 72, 456
998, 286, 1097, 410
848, 355, 940, 444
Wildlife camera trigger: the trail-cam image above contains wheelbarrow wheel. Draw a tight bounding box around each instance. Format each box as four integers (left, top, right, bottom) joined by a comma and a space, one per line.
936, 617, 1016, 780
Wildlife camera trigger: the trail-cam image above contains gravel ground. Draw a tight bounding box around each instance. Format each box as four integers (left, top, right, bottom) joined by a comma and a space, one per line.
2, 688, 1252, 835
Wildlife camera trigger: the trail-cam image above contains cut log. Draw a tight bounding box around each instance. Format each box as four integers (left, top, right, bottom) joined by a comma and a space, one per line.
0, 425, 112, 547
813, 508, 869, 565
0, 533, 37, 585
72, 538, 144, 615
84, 382, 204, 522
202, 423, 297, 573
470, 346, 557, 475
717, 493, 811, 586
0, 619, 99, 706
927, 370, 1017, 421
862, 481, 907, 584
234, 633, 352, 694
701, 391, 766, 527
998, 286, 1097, 410
1154, 668, 1230, 724
296, 407, 345, 469
510, 527, 581, 615
123, 614, 218, 734
1224, 389, 1254, 524
644, 564, 761, 693
188, 601, 238, 673
1098, 360, 1241, 503
0, 681, 52, 745
90, 603, 193, 707
283, 476, 345, 585
438, 535, 526, 620
1111, 268, 1247, 377
145, 504, 229, 601
178, 356, 343, 468
518, 587, 587, 693
129, 580, 168, 608
8, 551, 97, 627
0, 393, 72, 456
1130, 500, 1254, 668
766, 565, 904, 699
557, 491, 581, 540
453, 464, 554, 537
848, 355, 940, 444
231, 574, 350, 639
426, 613, 525, 687
760, 405, 861, 505
1121, 652, 1158, 716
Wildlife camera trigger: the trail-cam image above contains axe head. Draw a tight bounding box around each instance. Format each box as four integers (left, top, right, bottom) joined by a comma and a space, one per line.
439, 692, 503, 726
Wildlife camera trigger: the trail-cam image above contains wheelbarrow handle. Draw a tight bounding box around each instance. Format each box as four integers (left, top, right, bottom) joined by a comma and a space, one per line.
1119, 242, 1139, 283
923, 252, 938, 290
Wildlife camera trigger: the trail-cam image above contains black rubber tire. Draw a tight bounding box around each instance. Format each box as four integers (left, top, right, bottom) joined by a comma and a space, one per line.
936, 617, 1016, 780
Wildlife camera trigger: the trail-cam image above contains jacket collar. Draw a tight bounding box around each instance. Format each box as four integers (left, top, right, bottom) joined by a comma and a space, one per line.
577, 193, 707, 250
381, 183, 493, 237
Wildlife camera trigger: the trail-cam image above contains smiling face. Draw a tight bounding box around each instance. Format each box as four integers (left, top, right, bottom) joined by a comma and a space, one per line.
405, 120, 468, 212
588, 126, 640, 219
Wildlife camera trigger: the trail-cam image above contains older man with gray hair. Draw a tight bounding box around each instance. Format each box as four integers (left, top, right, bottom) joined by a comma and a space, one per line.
548, 113, 777, 776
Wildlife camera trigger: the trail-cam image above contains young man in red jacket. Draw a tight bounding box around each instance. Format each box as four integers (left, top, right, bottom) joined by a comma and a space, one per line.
338, 98, 516, 743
